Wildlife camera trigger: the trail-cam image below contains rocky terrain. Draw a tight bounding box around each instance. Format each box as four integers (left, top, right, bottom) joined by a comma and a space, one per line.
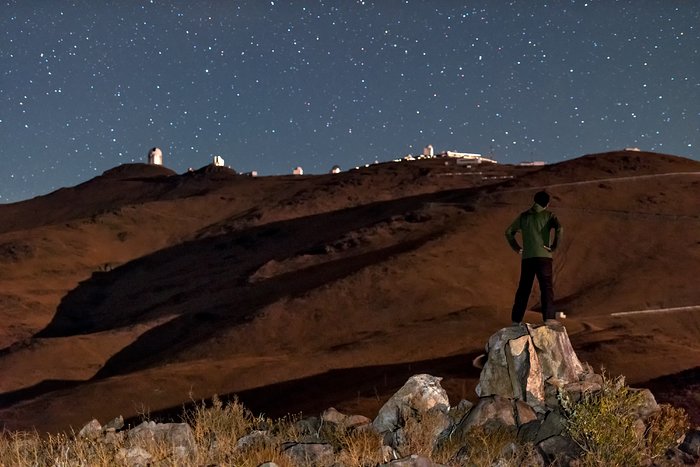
0, 150, 699, 434
18, 325, 697, 466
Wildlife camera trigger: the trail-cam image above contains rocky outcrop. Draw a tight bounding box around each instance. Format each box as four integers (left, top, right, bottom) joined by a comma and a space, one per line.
65, 324, 695, 467
373, 373, 451, 448
476, 324, 586, 411
373, 374, 450, 434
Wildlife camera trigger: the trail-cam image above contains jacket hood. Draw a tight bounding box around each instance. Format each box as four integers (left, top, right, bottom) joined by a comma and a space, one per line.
530, 203, 547, 212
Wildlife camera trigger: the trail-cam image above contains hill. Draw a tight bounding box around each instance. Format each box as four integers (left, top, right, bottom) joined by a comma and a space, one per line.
1, 151, 699, 433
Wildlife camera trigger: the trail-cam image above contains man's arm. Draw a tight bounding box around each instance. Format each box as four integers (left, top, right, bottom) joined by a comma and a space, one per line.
505, 216, 523, 253
550, 214, 563, 251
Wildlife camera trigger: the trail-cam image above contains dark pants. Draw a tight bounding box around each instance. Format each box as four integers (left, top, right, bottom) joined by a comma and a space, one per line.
511, 257, 555, 323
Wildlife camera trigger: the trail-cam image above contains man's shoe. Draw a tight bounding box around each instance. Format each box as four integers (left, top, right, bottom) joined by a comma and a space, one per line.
545, 319, 563, 328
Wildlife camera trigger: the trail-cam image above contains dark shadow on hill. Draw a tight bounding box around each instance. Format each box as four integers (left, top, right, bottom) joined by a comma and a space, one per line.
35, 187, 483, 340
92, 236, 440, 379
124, 352, 484, 426
0, 380, 84, 409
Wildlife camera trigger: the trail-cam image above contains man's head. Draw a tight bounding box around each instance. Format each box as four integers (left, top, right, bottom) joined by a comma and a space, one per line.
534, 191, 550, 208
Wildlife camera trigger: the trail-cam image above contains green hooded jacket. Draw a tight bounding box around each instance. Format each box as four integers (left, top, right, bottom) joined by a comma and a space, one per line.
505, 203, 563, 259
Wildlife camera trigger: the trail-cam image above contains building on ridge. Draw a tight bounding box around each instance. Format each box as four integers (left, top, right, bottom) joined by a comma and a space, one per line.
440, 150, 497, 164
213, 155, 225, 166
148, 147, 163, 166
293, 166, 304, 175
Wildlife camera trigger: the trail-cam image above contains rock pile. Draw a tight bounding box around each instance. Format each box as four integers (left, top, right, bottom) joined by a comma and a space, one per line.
75, 324, 698, 466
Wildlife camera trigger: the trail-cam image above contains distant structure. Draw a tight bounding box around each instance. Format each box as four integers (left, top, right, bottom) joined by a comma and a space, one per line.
293, 166, 304, 175
624, 147, 641, 152
213, 155, 225, 166
423, 144, 434, 157
243, 171, 258, 177
330, 165, 341, 174
148, 147, 163, 166
440, 151, 497, 164
519, 161, 546, 166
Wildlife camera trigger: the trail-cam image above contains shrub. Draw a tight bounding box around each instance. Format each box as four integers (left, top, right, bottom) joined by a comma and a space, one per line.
184, 394, 258, 460
562, 373, 689, 467
402, 408, 449, 458
334, 426, 384, 467
644, 404, 690, 462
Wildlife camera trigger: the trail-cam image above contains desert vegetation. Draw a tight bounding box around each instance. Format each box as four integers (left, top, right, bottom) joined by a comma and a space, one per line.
0, 375, 692, 467
560, 374, 690, 467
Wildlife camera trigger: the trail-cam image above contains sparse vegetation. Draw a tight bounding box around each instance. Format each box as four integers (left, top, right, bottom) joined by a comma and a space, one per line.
0, 385, 691, 466
561, 373, 689, 467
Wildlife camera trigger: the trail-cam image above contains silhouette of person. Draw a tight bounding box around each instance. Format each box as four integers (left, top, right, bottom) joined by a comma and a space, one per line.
505, 191, 563, 326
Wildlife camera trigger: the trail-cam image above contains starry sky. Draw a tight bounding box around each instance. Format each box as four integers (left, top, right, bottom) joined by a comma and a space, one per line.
1, 1, 698, 203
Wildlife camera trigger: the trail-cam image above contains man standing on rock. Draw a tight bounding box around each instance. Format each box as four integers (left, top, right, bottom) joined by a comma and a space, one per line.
505, 191, 563, 326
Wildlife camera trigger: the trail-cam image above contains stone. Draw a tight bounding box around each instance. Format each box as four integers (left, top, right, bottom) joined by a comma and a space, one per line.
630, 388, 660, 419
452, 395, 516, 438
534, 410, 566, 444
117, 446, 152, 467
581, 371, 603, 386
378, 453, 447, 466
560, 379, 602, 404
236, 430, 270, 450
537, 434, 582, 466
497, 441, 546, 466
476, 326, 530, 399
679, 428, 700, 457
514, 399, 538, 426
506, 334, 545, 408
295, 416, 321, 437
78, 419, 102, 440
664, 447, 697, 466
345, 414, 372, 429
477, 325, 587, 413
529, 325, 584, 383
282, 442, 335, 466
257, 463, 280, 467
517, 419, 541, 443
449, 399, 474, 424
128, 421, 197, 455
104, 415, 124, 431
373, 374, 450, 437
321, 407, 347, 424
103, 430, 124, 445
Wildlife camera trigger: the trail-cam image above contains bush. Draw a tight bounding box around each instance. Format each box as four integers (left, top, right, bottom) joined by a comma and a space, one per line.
561, 373, 689, 467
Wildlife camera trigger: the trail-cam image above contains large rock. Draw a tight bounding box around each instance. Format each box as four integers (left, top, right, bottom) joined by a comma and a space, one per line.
529, 325, 584, 383
452, 395, 517, 439
680, 428, 700, 458
78, 419, 102, 440
537, 435, 582, 466
476, 324, 585, 410
282, 442, 335, 466
116, 446, 152, 467
379, 454, 447, 466
373, 374, 450, 436
127, 421, 197, 456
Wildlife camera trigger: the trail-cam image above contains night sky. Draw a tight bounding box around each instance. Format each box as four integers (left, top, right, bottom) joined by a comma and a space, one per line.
2, 1, 698, 203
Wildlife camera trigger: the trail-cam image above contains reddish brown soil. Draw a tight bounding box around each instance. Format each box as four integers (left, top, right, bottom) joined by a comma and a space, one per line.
0, 151, 699, 433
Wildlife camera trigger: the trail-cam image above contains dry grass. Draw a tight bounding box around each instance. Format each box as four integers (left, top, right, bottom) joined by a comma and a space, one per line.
402, 407, 449, 458
334, 426, 384, 467
0, 389, 690, 467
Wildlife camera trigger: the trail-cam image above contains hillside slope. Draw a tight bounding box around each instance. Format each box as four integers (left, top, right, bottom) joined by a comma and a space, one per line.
1, 151, 699, 432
